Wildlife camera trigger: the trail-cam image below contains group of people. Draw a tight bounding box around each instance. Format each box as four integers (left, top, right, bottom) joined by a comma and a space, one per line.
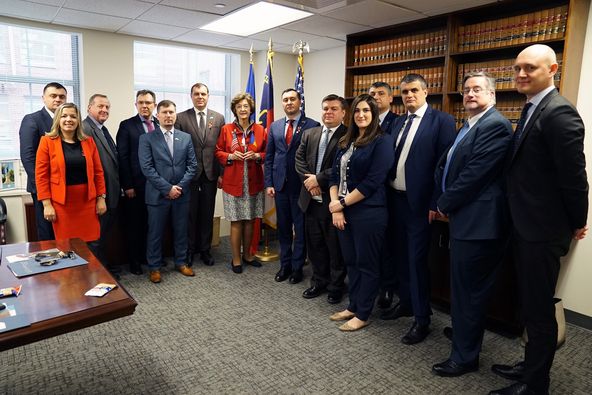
19, 43, 587, 395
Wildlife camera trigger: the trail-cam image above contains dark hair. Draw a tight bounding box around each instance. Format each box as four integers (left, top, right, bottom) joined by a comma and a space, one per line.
339, 94, 382, 149
88, 94, 108, 106
43, 82, 67, 94
400, 73, 427, 90
281, 88, 301, 100
47, 103, 87, 141
322, 94, 348, 110
157, 100, 176, 112
136, 89, 156, 102
190, 83, 209, 95
230, 93, 255, 119
369, 81, 392, 95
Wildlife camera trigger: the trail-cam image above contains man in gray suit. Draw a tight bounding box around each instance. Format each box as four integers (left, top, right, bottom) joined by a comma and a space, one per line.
175, 83, 225, 267
83, 94, 120, 277
295, 94, 347, 304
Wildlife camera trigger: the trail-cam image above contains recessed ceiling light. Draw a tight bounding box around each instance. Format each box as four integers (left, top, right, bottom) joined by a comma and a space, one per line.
201, 1, 312, 37
214, 3, 225, 8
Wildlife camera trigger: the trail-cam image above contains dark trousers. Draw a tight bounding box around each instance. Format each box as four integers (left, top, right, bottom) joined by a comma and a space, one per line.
88, 206, 118, 269
449, 237, 506, 364
123, 191, 148, 266
275, 189, 305, 271
380, 187, 399, 292
32, 193, 55, 241
146, 199, 189, 270
337, 205, 387, 321
305, 200, 345, 293
188, 174, 218, 255
512, 231, 571, 393
393, 193, 432, 325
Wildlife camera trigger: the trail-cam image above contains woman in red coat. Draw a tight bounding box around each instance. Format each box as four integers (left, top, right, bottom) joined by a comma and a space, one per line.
215, 93, 266, 273
35, 103, 106, 242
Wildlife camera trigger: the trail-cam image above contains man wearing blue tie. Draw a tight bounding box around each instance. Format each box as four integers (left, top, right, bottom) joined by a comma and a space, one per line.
432, 72, 512, 377
139, 100, 197, 283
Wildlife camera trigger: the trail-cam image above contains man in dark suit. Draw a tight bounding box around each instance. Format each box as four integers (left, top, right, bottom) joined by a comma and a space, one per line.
19, 82, 67, 241
139, 100, 197, 283
431, 72, 512, 377
370, 81, 399, 309
489, 44, 588, 395
175, 82, 225, 267
116, 90, 158, 275
295, 94, 347, 304
264, 88, 320, 284
83, 94, 121, 277
380, 74, 455, 345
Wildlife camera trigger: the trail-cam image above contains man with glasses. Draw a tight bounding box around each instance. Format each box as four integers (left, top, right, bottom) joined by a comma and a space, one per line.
116, 90, 159, 275
432, 72, 512, 377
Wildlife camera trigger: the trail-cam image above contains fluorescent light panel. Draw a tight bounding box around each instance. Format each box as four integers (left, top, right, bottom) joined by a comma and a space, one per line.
200, 1, 312, 36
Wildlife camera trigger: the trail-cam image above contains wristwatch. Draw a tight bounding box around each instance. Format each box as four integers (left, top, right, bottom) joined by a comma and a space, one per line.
97, 194, 107, 199
339, 196, 347, 208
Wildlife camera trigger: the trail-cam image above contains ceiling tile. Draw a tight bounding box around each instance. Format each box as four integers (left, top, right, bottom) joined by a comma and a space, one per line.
283, 15, 367, 40
251, 28, 324, 47
137, 5, 218, 29
0, 0, 60, 22
380, 0, 494, 15
119, 20, 191, 39
53, 8, 131, 31
26, 0, 65, 6
160, 0, 253, 15
175, 29, 242, 47
324, 0, 421, 27
304, 36, 344, 51
62, 0, 154, 19
223, 37, 291, 53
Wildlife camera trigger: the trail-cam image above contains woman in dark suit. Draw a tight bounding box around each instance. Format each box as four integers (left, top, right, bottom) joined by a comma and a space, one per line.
215, 93, 266, 273
328, 94, 394, 331
35, 103, 106, 242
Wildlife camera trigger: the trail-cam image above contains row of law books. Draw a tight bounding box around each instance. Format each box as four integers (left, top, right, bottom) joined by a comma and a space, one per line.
455, 54, 563, 92
350, 66, 444, 97
457, 5, 568, 52
390, 101, 442, 115
452, 99, 532, 131
353, 29, 447, 66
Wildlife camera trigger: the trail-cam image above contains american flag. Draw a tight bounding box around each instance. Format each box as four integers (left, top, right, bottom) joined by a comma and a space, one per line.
294, 52, 305, 112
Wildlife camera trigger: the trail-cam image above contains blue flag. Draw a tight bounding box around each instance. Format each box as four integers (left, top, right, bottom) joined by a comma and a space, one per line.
246, 61, 256, 123
258, 52, 274, 131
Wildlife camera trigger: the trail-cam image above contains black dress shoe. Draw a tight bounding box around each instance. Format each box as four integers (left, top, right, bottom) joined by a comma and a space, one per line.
401, 322, 430, 345
327, 292, 343, 304
376, 289, 394, 309
288, 269, 303, 284
491, 361, 525, 381
432, 358, 478, 377
443, 326, 453, 341
488, 382, 536, 395
380, 303, 413, 320
129, 264, 143, 275
231, 261, 243, 274
302, 285, 325, 299
242, 257, 262, 268
275, 267, 292, 282
201, 251, 215, 266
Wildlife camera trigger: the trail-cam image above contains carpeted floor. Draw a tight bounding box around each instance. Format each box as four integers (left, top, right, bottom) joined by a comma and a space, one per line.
1, 237, 591, 394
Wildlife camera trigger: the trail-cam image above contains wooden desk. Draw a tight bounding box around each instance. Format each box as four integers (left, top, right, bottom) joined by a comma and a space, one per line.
0, 238, 137, 351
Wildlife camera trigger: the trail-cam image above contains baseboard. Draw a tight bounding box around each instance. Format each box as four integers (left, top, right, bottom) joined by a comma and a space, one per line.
565, 309, 592, 330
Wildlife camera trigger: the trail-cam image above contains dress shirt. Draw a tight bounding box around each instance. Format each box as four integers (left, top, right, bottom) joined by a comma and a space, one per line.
284, 113, 302, 138
140, 114, 155, 133
523, 85, 555, 127
378, 110, 389, 125
44, 106, 55, 119
391, 102, 428, 191
312, 126, 336, 203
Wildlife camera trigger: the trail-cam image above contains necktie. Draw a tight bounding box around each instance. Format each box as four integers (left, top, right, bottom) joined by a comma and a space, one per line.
442, 121, 470, 192
316, 128, 330, 174
198, 111, 206, 140
164, 131, 174, 157
101, 126, 117, 155
144, 118, 155, 132
392, 114, 416, 178
286, 119, 294, 145
512, 102, 533, 155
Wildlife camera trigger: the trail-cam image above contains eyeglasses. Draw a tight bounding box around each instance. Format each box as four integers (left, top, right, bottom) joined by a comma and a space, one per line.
461, 87, 487, 95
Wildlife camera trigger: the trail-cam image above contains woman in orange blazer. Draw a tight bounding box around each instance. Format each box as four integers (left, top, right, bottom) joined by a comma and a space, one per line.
215, 93, 266, 273
35, 103, 106, 242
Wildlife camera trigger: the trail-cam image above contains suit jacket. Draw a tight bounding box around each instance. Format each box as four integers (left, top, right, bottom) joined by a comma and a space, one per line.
175, 108, 225, 181
116, 114, 159, 192
138, 127, 197, 205
435, 107, 513, 240
295, 124, 346, 213
506, 89, 588, 242
19, 108, 54, 193
381, 111, 399, 136
35, 135, 106, 205
390, 105, 456, 212
215, 122, 266, 197
83, 117, 120, 209
264, 112, 320, 193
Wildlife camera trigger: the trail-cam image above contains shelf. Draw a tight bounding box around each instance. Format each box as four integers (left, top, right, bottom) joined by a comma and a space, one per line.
347, 55, 445, 71
449, 38, 565, 59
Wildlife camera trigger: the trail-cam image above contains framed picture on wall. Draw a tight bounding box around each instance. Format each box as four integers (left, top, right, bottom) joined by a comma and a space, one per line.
1, 161, 16, 190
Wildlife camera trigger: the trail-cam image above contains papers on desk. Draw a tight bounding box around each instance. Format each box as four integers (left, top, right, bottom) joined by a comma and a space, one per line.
0, 299, 31, 333
85, 283, 117, 297
6, 250, 88, 278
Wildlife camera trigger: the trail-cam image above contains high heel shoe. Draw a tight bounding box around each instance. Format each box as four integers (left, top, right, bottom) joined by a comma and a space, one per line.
231, 261, 243, 274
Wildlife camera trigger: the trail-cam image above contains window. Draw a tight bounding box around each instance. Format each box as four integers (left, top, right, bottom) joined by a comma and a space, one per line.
0, 23, 81, 161
133, 41, 240, 121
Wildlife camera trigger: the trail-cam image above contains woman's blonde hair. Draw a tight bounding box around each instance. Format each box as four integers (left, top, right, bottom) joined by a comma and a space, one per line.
46, 103, 87, 141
